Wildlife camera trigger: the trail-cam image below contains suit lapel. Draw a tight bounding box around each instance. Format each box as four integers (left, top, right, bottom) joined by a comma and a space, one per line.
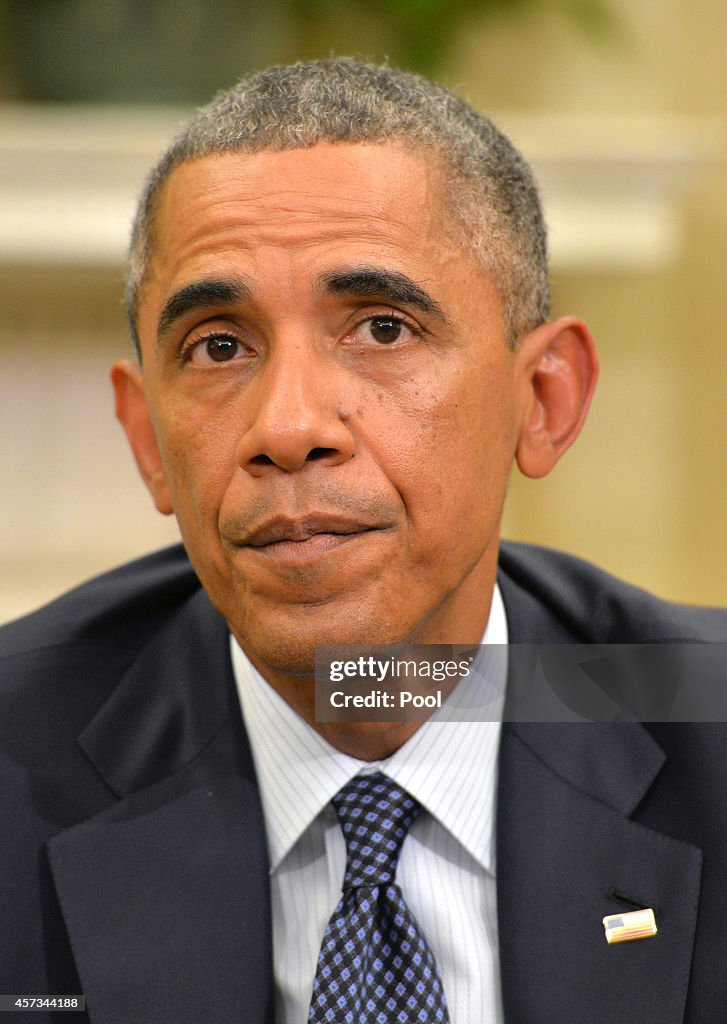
47, 590, 274, 1024
497, 722, 701, 1023
497, 570, 702, 1024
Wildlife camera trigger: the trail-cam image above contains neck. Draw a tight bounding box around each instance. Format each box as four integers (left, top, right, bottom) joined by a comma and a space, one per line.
232, 536, 501, 759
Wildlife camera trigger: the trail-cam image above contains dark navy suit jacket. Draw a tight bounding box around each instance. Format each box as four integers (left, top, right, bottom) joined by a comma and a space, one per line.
1, 542, 726, 1023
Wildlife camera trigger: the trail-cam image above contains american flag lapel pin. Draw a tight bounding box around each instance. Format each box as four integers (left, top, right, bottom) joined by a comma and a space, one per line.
603, 908, 658, 944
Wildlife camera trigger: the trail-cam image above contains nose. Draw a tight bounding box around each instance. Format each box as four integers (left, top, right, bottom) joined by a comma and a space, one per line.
235, 339, 357, 475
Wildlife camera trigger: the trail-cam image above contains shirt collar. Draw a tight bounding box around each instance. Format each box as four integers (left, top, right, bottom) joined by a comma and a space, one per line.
231, 584, 507, 877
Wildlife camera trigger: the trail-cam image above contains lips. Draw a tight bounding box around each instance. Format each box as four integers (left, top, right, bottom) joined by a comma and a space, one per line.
241, 514, 382, 550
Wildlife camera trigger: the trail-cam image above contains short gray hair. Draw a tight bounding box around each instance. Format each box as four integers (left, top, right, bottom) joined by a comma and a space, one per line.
125, 58, 550, 352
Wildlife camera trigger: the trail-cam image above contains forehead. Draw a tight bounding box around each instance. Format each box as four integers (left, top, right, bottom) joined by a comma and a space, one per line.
146, 143, 454, 281
159, 139, 445, 216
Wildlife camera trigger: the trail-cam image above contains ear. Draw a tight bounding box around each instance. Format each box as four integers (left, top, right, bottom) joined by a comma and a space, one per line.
111, 360, 174, 515
514, 316, 599, 479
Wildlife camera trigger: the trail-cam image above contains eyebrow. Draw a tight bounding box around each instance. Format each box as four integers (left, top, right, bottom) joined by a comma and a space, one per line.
318, 266, 450, 324
155, 265, 450, 346
156, 277, 252, 344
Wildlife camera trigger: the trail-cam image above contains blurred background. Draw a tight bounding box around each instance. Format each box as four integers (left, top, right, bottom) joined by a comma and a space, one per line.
1, 0, 726, 623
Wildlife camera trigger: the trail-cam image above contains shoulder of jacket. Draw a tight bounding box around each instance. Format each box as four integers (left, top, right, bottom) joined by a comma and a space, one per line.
0, 543, 200, 660
498, 540, 727, 642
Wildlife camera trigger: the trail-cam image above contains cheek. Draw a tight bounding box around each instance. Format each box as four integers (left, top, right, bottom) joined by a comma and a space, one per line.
376, 358, 517, 522
152, 400, 239, 532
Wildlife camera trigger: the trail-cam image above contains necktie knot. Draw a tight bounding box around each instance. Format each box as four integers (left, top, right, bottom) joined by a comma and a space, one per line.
333, 772, 420, 890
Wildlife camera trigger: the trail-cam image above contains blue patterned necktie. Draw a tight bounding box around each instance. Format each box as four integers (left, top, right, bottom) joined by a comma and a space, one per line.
308, 772, 450, 1024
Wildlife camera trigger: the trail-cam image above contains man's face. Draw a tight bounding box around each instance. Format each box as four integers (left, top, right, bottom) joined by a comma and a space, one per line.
125, 143, 527, 679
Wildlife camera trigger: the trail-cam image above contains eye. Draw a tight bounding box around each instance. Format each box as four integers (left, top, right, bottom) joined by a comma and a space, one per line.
368, 316, 403, 344
182, 332, 247, 367
354, 314, 420, 346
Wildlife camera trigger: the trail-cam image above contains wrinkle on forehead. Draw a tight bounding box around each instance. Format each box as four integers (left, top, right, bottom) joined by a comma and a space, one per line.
151, 142, 448, 261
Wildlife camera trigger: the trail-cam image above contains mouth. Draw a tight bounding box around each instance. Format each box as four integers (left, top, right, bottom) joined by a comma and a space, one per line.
237, 514, 387, 565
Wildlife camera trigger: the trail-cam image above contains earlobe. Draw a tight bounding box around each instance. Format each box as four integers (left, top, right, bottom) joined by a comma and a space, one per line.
514, 316, 599, 479
110, 360, 174, 515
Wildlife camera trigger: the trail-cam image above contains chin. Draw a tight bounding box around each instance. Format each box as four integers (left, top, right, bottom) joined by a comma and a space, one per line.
231, 600, 415, 679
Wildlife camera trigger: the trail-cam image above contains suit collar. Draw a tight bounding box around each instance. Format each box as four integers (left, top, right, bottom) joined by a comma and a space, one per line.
498, 560, 667, 814
78, 587, 248, 797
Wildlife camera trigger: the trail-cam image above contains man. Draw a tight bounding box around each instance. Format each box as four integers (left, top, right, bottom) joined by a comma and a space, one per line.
1, 59, 725, 1024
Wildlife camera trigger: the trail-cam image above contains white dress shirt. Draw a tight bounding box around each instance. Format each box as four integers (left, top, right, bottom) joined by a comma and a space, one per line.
230, 585, 508, 1024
